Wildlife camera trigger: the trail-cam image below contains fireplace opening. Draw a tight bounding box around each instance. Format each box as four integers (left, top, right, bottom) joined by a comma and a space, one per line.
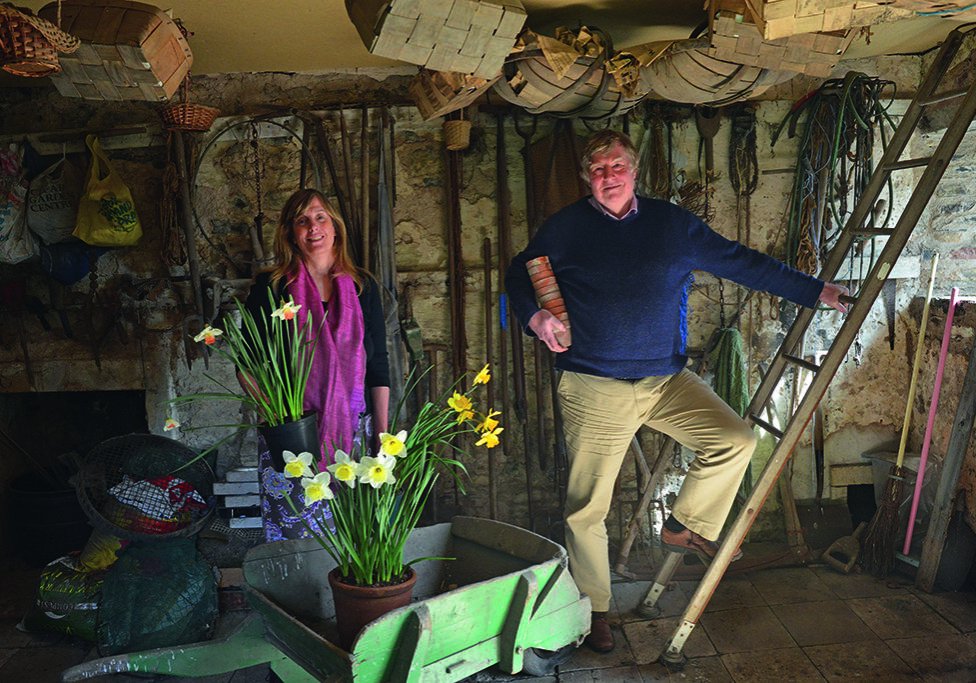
1, 390, 148, 563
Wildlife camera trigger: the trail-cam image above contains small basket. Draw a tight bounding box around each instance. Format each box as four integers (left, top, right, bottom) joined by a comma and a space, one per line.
0, 6, 59, 77
444, 119, 471, 151
0, 2, 79, 78
74, 433, 216, 542
158, 102, 220, 132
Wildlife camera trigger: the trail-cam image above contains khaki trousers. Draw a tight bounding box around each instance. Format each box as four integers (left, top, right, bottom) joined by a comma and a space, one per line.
557, 370, 757, 611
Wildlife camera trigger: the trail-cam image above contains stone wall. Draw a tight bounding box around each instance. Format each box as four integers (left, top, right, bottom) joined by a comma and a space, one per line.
2, 52, 976, 554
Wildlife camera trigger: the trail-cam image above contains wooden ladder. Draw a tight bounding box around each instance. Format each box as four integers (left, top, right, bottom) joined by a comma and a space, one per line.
638, 23, 976, 667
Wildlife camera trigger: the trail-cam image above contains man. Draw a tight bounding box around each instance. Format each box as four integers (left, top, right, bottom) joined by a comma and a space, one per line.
505, 130, 847, 654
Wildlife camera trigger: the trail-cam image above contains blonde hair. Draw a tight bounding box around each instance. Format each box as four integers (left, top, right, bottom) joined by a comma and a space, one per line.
579, 130, 639, 185
269, 188, 363, 291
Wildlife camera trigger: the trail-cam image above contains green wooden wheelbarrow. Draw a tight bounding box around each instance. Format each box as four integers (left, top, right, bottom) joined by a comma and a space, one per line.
61, 516, 591, 681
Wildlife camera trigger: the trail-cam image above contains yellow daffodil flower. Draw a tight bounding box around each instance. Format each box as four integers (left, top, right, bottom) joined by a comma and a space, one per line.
193, 325, 223, 345
379, 430, 409, 458
476, 426, 504, 448
283, 450, 315, 479
359, 454, 397, 489
164, 417, 180, 431
474, 363, 491, 385
327, 450, 359, 488
448, 391, 472, 414
302, 471, 334, 504
272, 299, 302, 321
476, 409, 501, 433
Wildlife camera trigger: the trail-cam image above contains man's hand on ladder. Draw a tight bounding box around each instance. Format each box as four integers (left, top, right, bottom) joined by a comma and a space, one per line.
819, 282, 850, 313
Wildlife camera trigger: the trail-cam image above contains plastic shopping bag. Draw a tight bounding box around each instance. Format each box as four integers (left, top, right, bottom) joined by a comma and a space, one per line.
28, 157, 83, 244
73, 135, 142, 247
0, 143, 39, 264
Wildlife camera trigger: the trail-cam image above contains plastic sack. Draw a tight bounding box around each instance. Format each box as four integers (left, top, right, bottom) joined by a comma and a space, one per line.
97, 538, 218, 655
20, 554, 105, 642
0, 144, 39, 264
28, 157, 83, 244
73, 135, 142, 247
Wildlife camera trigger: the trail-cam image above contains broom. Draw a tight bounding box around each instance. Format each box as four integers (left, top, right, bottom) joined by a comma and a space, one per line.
861, 253, 939, 577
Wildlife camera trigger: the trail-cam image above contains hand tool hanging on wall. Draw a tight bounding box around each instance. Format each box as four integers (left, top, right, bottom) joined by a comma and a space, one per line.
377, 108, 406, 414
445, 139, 468, 386
361, 105, 371, 270
244, 121, 268, 266
813, 403, 826, 512
338, 106, 363, 262
494, 112, 514, 461
483, 237, 497, 520
694, 106, 720, 224
173, 131, 209, 369
513, 112, 539, 527
312, 115, 356, 260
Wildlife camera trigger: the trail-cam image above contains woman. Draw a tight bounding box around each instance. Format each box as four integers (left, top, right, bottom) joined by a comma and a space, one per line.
241, 188, 390, 541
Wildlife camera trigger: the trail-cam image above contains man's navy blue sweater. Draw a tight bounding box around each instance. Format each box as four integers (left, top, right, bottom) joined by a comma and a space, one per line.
505, 196, 825, 379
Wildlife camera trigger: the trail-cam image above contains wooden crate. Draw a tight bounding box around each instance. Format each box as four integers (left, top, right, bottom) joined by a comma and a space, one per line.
409, 68, 499, 120
740, 0, 913, 40
709, 4, 855, 77
37, 0, 192, 101
345, 0, 526, 78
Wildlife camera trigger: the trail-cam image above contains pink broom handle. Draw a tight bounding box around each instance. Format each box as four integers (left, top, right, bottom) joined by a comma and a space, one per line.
902, 286, 958, 555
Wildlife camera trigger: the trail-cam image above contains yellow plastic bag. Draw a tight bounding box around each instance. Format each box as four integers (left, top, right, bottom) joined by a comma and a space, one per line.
73, 135, 142, 247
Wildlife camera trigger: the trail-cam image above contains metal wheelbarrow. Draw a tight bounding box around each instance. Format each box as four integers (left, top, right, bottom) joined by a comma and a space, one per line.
61, 516, 591, 681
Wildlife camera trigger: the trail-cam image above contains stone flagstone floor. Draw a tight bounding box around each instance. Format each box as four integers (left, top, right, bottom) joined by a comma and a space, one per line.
3, 547, 976, 682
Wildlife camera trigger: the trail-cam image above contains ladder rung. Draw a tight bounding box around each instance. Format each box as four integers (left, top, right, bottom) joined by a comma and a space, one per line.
884, 157, 933, 171
921, 87, 969, 107
852, 228, 896, 237
749, 414, 783, 439
782, 354, 820, 372
839, 294, 857, 306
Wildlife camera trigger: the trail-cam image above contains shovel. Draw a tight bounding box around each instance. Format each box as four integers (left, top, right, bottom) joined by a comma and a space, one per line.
824, 522, 867, 574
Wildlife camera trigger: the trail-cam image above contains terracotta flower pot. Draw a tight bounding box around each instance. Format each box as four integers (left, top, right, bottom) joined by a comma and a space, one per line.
257, 412, 319, 471
328, 567, 417, 651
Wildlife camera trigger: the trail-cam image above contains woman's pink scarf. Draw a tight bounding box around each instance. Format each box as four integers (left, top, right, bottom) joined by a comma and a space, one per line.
290, 260, 366, 467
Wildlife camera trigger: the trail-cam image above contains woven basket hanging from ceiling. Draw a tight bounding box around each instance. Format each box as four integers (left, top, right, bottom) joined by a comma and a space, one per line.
493, 27, 650, 121
0, 2, 79, 77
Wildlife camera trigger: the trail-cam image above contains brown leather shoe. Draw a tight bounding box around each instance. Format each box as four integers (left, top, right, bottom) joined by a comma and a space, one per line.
584, 612, 615, 653
661, 526, 743, 564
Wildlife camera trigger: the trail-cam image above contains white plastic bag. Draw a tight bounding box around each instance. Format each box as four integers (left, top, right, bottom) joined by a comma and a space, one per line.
0, 144, 38, 264
28, 157, 82, 244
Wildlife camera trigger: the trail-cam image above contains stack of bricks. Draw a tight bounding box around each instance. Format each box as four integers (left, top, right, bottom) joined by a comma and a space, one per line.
214, 467, 262, 530
709, 5, 856, 77
739, 0, 914, 40
345, 0, 526, 78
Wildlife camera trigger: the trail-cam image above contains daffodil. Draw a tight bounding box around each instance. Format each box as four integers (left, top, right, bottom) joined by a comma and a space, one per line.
164, 417, 180, 431
476, 426, 504, 448
283, 450, 315, 479
476, 409, 501, 433
379, 430, 408, 458
359, 454, 397, 489
447, 391, 472, 414
474, 363, 491, 385
272, 299, 302, 321
302, 471, 334, 504
193, 325, 223, 345
327, 450, 359, 488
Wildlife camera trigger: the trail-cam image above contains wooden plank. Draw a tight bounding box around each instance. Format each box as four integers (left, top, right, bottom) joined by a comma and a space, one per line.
916, 322, 976, 592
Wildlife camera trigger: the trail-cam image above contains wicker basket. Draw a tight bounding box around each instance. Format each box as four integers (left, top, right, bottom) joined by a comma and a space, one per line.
444, 119, 471, 151
0, 6, 58, 77
158, 102, 220, 132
